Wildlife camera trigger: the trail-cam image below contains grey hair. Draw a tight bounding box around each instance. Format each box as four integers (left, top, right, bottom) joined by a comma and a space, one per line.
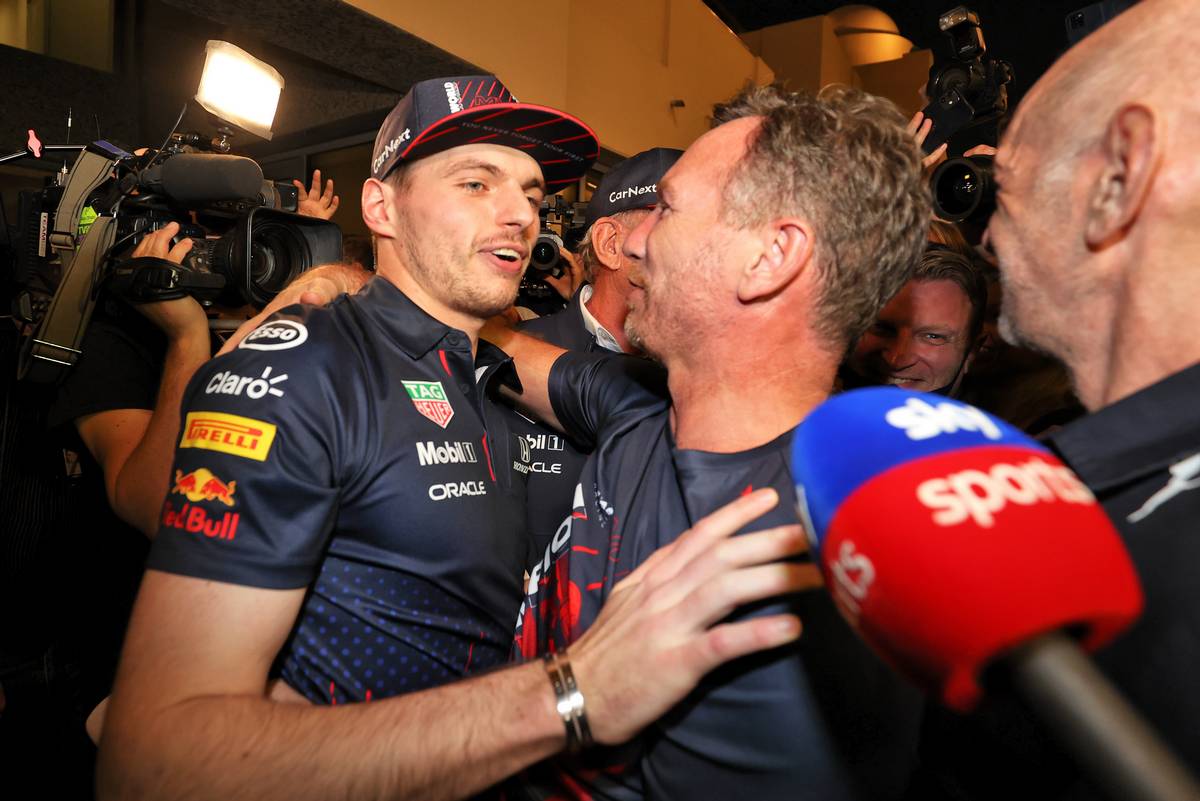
712, 83, 930, 348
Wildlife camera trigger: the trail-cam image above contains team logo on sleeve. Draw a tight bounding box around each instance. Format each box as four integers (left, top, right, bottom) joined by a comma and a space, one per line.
238, 320, 308, 351
402, 380, 455, 428
163, 467, 240, 540
171, 467, 238, 506
205, 366, 287, 399
179, 412, 277, 461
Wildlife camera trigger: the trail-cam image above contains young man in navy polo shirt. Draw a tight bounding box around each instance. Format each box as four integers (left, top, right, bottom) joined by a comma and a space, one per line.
97, 76, 813, 801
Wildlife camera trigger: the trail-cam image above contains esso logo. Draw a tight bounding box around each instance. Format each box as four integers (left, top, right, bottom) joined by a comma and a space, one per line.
916, 457, 1095, 528
239, 321, 309, 351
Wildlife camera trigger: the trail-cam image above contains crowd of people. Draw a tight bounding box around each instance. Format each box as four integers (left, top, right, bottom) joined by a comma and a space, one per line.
2, 0, 1198, 798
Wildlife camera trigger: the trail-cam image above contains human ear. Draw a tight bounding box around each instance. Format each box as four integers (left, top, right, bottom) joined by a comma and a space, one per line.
737, 220, 814, 302
1085, 104, 1158, 249
362, 178, 398, 239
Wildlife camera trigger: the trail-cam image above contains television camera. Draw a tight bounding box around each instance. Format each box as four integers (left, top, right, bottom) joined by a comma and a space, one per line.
3, 41, 341, 383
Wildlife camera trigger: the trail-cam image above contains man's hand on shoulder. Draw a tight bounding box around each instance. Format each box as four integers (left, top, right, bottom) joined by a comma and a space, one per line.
567, 488, 821, 745
218, 262, 370, 354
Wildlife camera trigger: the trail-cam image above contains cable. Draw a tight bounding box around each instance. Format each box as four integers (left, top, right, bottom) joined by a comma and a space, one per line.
137, 102, 188, 180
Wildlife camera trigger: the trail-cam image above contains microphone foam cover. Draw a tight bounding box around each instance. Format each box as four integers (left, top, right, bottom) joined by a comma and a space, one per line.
156, 153, 265, 205
792, 388, 1143, 709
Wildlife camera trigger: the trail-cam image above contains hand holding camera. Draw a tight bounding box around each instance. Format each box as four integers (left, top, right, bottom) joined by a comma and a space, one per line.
124, 222, 209, 343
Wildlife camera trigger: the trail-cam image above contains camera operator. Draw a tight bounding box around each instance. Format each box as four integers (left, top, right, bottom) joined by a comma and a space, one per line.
508, 147, 680, 558
49, 223, 207, 536
40, 166, 343, 748
842, 245, 987, 397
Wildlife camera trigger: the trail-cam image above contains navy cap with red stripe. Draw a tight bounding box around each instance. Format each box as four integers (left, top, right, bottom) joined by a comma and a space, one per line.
371, 75, 599, 189
584, 147, 683, 227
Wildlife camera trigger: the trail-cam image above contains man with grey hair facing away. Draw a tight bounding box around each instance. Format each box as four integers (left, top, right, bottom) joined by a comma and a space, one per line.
489, 82, 932, 800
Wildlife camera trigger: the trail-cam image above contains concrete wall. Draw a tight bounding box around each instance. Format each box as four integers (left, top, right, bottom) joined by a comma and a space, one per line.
345, 0, 773, 157
742, 16, 859, 95
742, 10, 933, 118
856, 49, 933, 117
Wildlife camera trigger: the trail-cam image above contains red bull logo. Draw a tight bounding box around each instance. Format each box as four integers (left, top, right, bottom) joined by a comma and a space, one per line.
172, 468, 237, 507
161, 501, 239, 541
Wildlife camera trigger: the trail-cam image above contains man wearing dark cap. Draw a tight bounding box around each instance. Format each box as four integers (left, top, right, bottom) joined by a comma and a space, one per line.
522, 147, 682, 355
511, 147, 681, 559
96, 76, 811, 801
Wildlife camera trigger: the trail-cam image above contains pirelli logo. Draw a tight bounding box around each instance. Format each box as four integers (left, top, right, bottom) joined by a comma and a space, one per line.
179, 412, 277, 462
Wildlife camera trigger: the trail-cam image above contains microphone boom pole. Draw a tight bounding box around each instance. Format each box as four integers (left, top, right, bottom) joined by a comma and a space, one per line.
1007, 632, 1200, 801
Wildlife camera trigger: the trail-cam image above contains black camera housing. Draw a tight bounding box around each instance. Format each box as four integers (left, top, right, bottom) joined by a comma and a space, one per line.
518, 195, 587, 314
9, 138, 340, 382
530, 196, 587, 277
920, 6, 1013, 155
931, 155, 995, 224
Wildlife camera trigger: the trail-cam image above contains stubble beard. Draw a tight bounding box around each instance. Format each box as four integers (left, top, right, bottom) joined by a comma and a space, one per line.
624, 295, 667, 362
400, 222, 521, 321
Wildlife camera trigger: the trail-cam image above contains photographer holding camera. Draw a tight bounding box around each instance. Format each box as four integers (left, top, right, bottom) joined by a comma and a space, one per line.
30, 167, 341, 747
509, 147, 680, 558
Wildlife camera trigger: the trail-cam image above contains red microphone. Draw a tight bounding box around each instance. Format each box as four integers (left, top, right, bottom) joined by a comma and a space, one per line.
791, 388, 1199, 801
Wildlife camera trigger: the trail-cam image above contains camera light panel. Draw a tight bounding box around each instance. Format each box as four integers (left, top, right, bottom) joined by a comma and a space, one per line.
195, 40, 284, 140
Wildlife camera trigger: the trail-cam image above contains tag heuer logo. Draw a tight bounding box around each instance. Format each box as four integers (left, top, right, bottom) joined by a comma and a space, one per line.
403, 380, 454, 428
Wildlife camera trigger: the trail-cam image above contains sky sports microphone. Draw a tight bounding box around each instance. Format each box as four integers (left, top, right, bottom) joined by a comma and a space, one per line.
791, 388, 1199, 801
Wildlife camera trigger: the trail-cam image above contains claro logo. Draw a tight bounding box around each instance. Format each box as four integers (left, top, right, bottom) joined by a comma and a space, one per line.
916, 458, 1095, 528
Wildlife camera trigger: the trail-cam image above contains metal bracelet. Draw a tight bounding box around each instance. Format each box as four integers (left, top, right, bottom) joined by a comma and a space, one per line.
557, 653, 594, 749
543, 652, 588, 752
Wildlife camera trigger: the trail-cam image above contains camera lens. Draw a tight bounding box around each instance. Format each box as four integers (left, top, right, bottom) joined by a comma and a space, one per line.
246, 221, 307, 296
931, 157, 995, 224
530, 232, 563, 273
1070, 12, 1086, 29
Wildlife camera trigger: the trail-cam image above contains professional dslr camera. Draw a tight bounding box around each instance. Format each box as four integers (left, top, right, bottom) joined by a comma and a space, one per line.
919, 5, 1013, 155
517, 195, 587, 313
530, 195, 587, 278
920, 5, 1015, 224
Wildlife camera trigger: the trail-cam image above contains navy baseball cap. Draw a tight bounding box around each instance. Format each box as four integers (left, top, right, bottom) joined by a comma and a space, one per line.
584, 147, 683, 227
371, 75, 599, 189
